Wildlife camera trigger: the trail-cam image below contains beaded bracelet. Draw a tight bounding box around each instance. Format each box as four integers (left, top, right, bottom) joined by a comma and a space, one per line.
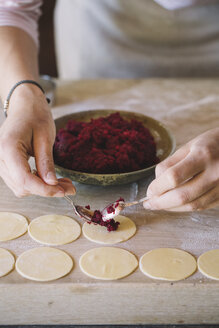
3, 80, 50, 117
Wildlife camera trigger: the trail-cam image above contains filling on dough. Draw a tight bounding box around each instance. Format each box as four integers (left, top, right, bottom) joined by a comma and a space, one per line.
85, 200, 124, 232
89, 209, 120, 232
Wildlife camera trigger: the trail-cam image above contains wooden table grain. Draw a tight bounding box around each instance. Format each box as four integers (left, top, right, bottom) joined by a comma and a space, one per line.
0, 79, 219, 325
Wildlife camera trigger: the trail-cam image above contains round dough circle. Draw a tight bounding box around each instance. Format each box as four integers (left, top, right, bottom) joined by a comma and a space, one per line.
79, 247, 138, 280
82, 215, 136, 244
140, 248, 197, 281
16, 247, 73, 281
198, 249, 219, 280
28, 214, 81, 245
0, 212, 28, 241
0, 248, 15, 277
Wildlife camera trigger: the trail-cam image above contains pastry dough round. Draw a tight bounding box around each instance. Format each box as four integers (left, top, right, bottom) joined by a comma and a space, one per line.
16, 247, 73, 281
140, 248, 197, 281
28, 214, 81, 245
82, 215, 136, 244
0, 212, 28, 241
79, 247, 138, 280
198, 249, 219, 280
0, 248, 15, 277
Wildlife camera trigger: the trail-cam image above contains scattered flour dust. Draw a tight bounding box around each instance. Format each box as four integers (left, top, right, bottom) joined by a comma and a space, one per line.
180, 212, 219, 252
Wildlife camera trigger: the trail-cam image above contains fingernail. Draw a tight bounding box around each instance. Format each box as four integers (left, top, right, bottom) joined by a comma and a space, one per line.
46, 172, 58, 184
66, 189, 76, 196
143, 201, 152, 209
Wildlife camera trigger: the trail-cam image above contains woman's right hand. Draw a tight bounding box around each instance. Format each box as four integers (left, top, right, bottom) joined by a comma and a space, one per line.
0, 85, 76, 198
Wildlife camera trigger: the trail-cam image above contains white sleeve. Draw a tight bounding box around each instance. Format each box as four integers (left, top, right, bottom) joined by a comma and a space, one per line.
0, 0, 42, 46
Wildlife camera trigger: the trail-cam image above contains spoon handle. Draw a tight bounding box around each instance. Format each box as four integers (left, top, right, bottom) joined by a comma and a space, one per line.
64, 195, 78, 215
64, 196, 93, 223
124, 196, 149, 207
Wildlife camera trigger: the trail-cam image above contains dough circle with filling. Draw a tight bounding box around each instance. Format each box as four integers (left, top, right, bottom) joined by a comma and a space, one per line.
16, 247, 73, 281
82, 215, 136, 244
140, 248, 197, 281
0, 248, 15, 277
0, 212, 28, 241
198, 249, 219, 280
28, 214, 81, 245
79, 247, 138, 280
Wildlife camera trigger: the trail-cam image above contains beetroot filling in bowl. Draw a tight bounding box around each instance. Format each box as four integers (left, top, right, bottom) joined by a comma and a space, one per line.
53, 112, 159, 174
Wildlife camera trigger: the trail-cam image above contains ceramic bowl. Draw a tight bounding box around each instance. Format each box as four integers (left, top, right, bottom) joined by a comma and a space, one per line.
54, 109, 175, 186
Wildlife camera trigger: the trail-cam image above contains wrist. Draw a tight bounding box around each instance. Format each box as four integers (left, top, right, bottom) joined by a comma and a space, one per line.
6, 82, 50, 117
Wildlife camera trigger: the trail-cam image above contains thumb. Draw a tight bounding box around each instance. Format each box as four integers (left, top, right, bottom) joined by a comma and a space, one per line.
33, 131, 58, 185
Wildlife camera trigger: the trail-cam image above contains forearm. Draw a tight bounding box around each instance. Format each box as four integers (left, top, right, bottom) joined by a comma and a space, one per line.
0, 26, 39, 101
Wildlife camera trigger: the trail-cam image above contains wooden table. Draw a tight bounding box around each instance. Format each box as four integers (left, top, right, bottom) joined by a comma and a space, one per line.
0, 79, 219, 325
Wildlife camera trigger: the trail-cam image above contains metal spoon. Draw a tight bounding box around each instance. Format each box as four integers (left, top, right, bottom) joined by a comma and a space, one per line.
31, 168, 98, 224
64, 195, 94, 223
101, 196, 149, 221
65, 195, 148, 223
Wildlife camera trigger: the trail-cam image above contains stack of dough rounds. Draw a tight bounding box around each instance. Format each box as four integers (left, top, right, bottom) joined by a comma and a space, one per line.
140, 248, 197, 281
198, 249, 219, 280
0, 212, 28, 241
79, 247, 138, 280
28, 214, 81, 245
16, 247, 73, 281
82, 215, 136, 244
0, 248, 15, 277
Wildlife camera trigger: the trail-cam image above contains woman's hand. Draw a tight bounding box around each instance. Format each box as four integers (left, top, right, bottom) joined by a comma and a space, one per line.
0, 87, 76, 197
143, 128, 219, 211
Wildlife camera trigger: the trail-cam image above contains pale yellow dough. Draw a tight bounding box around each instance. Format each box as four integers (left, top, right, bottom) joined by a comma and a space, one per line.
198, 249, 219, 280
0, 248, 15, 277
79, 247, 138, 280
0, 212, 28, 241
82, 215, 136, 244
140, 248, 197, 281
28, 214, 81, 245
16, 247, 73, 281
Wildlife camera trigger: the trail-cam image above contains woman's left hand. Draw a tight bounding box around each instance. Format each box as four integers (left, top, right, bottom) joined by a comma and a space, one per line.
143, 128, 219, 212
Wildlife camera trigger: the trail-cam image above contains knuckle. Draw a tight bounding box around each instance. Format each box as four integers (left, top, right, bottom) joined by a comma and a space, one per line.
35, 115, 50, 127
202, 147, 213, 161
155, 163, 166, 177
167, 168, 180, 187
176, 190, 190, 204
187, 201, 199, 211
41, 156, 53, 167
46, 189, 57, 197
194, 145, 214, 161
39, 185, 57, 197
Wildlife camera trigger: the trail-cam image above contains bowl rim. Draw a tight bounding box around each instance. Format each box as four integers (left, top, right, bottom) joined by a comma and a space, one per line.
54, 109, 176, 178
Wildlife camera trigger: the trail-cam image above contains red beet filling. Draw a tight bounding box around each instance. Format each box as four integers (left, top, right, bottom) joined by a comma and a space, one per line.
53, 112, 159, 174
91, 210, 120, 232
